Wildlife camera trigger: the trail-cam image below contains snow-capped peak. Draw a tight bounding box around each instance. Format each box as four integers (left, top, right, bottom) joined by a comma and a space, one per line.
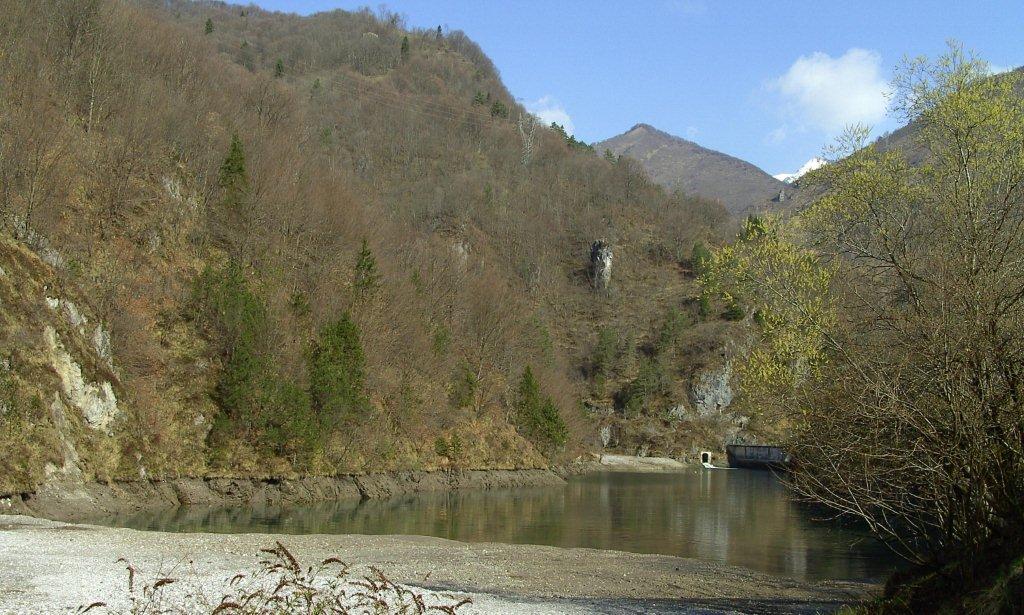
773, 157, 826, 184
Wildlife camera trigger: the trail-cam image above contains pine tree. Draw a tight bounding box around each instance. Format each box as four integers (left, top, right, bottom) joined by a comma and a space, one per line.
204, 18, 214, 35
192, 262, 271, 440
308, 314, 368, 430
353, 239, 381, 298
400, 36, 410, 61
219, 134, 248, 195
514, 366, 567, 448
489, 100, 508, 118
213, 135, 256, 263
274, 58, 284, 78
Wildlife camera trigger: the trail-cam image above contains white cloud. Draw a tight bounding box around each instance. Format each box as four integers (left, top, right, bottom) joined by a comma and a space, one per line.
766, 125, 788, 144
526, 96, 574, 136
770, 48, 889, 133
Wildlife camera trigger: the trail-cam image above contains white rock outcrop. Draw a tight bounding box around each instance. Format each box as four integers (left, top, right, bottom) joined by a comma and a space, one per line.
589, 240, 612, 290
63, 300, 86, 329
92, 324, 113, 369
43, 326, 119, 433
690, 362, 734, 416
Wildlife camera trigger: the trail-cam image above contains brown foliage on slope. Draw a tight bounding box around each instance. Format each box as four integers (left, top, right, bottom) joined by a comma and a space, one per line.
0, 0, 728, 485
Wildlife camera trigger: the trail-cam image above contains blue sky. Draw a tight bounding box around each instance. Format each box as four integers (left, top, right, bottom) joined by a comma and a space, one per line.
252, 1, 1023, 176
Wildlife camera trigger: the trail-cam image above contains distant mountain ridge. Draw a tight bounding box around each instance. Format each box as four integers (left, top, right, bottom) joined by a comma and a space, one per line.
595, 123, 787, 215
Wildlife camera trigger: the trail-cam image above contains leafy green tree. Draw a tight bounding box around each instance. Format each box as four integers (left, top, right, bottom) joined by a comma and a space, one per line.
307, 313, 369, 431
704, 46, 1024, 573
204, 18, 214, 35
513, 366, 567, 448
353, 239, 381, 299
448, 433, 463, 459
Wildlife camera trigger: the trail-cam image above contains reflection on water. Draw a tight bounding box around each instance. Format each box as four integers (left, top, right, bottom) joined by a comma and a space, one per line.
90, 470, 898, 581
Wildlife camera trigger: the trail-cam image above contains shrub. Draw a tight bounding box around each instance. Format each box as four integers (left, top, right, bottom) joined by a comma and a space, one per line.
434, 436, 449, 458
654, 307, 690, 355
691, 241, 711, 277
592, 327, 618, 379
449, 433, 463, 459
697, 294, 711, 320
618, 356, 669, 417
722, 299, 745, 321
447, 363, 478, 409
0, 375, 52, 492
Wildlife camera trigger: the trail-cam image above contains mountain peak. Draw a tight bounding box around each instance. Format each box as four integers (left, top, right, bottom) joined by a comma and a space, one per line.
773, 157, 826, 184
596, 124, 787, 215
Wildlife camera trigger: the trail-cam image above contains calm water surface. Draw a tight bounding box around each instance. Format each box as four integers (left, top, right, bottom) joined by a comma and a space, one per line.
91, 470, 898, 581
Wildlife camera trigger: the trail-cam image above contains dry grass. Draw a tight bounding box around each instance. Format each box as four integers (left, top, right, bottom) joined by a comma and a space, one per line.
78, 542, 472, 615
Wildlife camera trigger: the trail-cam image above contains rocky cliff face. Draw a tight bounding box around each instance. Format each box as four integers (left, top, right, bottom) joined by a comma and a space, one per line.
590, 240, 613, 290
0, 237, 118, 492
690, 362, 734, 417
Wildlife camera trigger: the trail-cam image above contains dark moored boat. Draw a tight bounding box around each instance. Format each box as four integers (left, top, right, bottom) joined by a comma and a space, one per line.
726, 444, 791, 470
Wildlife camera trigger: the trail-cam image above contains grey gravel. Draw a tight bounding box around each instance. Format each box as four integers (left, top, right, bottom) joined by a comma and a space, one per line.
0, 515, 874, 614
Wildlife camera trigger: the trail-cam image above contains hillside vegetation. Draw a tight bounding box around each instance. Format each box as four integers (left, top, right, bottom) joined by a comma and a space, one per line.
706, 48, 1024, 613
0, 0, 737, 492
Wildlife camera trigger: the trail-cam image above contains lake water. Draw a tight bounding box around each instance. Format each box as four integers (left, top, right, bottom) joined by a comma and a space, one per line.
89, 469, 898, 582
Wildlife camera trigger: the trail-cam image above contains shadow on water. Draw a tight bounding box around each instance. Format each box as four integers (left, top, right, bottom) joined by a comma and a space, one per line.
90, 470, 899, 582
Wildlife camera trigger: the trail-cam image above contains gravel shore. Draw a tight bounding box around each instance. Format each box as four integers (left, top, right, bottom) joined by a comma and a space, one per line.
0, 514, 873, 614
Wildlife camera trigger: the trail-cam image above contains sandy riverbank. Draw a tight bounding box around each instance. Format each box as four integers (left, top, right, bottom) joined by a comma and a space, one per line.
0, 514, 873, 614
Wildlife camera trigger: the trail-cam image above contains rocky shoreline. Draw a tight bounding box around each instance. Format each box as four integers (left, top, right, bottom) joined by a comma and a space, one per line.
0, 466, 580, 523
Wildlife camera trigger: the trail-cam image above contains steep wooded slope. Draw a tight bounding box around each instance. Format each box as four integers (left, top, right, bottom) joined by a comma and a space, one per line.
0, 0, 736, 493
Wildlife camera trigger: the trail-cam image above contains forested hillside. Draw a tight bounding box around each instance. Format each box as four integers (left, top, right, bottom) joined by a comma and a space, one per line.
0, 0, 738, 493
